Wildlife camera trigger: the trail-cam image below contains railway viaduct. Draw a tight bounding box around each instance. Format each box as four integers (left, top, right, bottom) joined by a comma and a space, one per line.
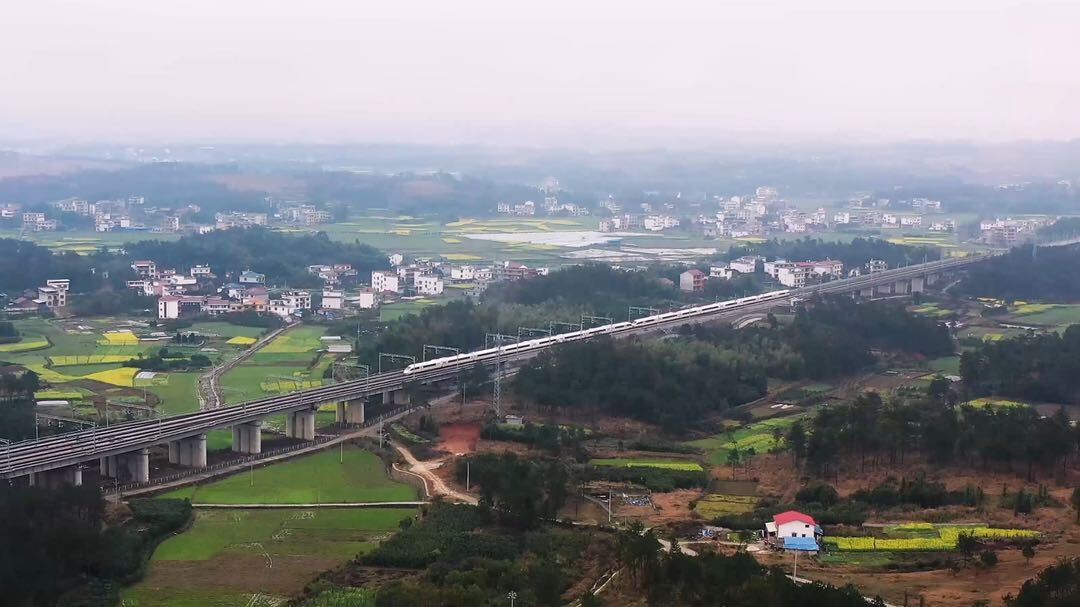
1, 253, 991, 488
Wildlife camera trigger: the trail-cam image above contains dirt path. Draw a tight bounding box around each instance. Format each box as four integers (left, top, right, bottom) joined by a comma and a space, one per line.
391, 440, 478, 505
198, 320, 294, 409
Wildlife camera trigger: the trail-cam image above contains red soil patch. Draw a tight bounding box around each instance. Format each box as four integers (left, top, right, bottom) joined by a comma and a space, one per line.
439, 422, 481, 455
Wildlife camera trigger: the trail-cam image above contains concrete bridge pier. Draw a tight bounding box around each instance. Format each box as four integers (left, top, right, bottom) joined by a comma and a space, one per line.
285, 408, 316, 441
232, 421, 262, 454
100, 455, 118, 477
175, 434, 208, 468
859, 286, 875, 298
894, 280, 911, 295
29, 465, 83, 488
382, 389, 410, 406
123, 449, 150, 483
336, 399, 365, 425
910, 276, 925, 293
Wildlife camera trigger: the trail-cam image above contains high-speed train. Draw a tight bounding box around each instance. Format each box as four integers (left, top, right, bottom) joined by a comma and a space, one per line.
402, 288, 791, 375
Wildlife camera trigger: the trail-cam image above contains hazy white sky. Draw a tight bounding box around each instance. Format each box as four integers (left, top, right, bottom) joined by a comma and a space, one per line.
2, 0, 1078, 146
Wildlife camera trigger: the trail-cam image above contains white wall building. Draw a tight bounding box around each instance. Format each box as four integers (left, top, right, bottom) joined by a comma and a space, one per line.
728, 256, 763, 274
777, 266, 807, 288
709, 266, 735, 279
357, 289, 377, 309
158, 296, 180, 319
371, 271, 400, 294
450, 265, 476, 281
322, 290, 343, 310
415, 274, 444, 295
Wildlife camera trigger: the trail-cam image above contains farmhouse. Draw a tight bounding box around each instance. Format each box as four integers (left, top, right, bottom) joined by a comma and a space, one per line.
679, 269, 706, 292
764, 510, 822, 551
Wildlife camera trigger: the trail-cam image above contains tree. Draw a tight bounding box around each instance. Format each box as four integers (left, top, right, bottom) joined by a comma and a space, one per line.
1022, 542, 1036, 565
788, 421, 807, 466
580, 591, 601, 607
1006, 558, 1080, 607
957, 533, 979, 561
1072, 488, 1080, 524
727, 447, 741, 480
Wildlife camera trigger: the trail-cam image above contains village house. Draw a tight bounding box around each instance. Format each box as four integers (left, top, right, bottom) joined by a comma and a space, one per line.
764, 510, 822, 551
679, 269, 706, 292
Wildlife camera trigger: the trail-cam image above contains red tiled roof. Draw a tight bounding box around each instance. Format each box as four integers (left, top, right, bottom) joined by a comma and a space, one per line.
773, 510, 815, 526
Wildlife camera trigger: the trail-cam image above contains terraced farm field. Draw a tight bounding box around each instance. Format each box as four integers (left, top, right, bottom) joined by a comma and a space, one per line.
685, 416, 804, 465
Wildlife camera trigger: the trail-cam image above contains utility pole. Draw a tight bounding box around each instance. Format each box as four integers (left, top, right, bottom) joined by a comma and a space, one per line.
493, 334, 502, 417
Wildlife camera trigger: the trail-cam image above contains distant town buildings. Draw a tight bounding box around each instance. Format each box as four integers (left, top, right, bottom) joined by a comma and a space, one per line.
238, 270, 266, 285
980, 217, 1048, 246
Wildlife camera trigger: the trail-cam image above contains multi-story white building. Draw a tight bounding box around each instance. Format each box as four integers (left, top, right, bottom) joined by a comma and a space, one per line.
643, 215, 680, 231
131, 260, 158, 278
450, 265, 476, 281
709, 266, 736, 279
811, 260, 844, 278
158, 295, 181, 319
777, 266, 808, 288
357, 289, 377, 309
728, 255, 764, 274
415, 274, 444, 295
36, 279, 70, 309
371, 271, 400, 294
321, 290, 343, 310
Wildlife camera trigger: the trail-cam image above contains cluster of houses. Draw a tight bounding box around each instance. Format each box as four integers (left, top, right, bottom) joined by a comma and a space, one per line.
0, 193, 339, 235
370, 255, 548, 299
134, 261, 309, 320
680, 255, 858, 291
979, 217, 1049, 246
145, 252, 552, 321
4, 279, 72, 313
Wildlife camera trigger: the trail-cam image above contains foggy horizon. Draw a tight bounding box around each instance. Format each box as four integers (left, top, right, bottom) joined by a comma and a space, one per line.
3, 0, 1079, 147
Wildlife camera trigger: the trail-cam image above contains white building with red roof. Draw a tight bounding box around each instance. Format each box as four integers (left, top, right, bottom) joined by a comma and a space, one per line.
765, 510, 822, 545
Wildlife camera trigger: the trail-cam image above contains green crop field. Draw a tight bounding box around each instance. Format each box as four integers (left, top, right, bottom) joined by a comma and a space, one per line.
927, 356, 961, 375
589, 457, 703, 471
694, 493, 758, 518
123, 507, 412, 607
219, 324, 332, 405
160, 447, 417, 504
824, 523, 1038, 552
964, 397, 1031, 409
685, 416, 803, 465
379, 299, 439, 321
145, 372, 201, 415
185, 322, 266, 339
1014, 304, 1080, 328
